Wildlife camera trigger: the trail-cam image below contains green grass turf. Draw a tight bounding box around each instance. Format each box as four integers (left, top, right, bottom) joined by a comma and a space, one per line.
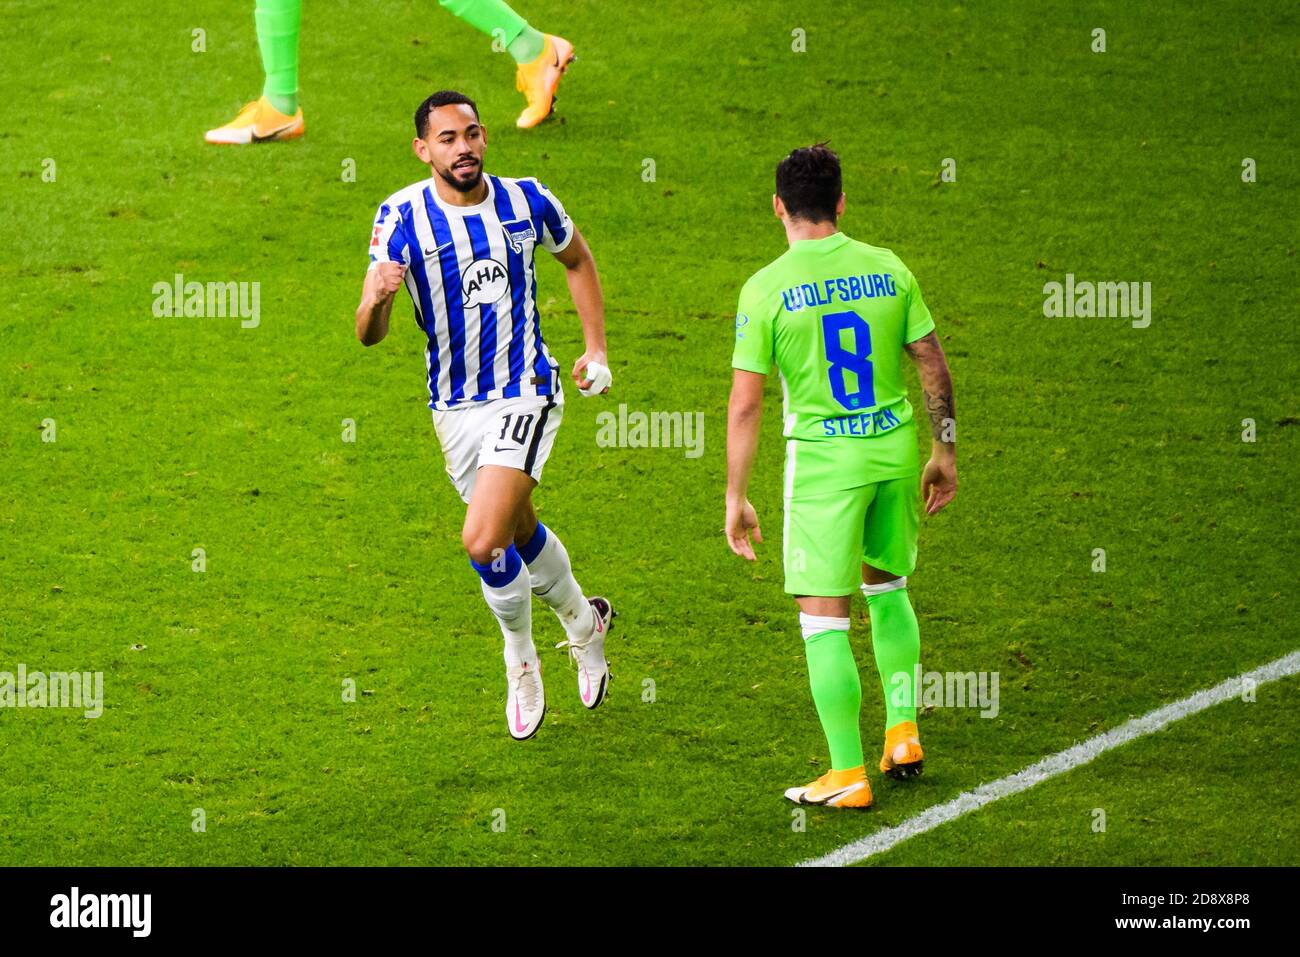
862, 674, 1300, 867
1, 0, 1297, 865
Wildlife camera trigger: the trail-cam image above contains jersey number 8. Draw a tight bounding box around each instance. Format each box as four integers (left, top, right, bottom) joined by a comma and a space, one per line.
821, 310, 875, 411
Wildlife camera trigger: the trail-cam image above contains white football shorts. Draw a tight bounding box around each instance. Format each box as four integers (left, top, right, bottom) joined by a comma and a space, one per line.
431, 391, 564, 503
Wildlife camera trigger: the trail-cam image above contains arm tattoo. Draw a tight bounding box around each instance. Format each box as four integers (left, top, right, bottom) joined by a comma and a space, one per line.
922, 389, 955, 443
907, 333, 955, 443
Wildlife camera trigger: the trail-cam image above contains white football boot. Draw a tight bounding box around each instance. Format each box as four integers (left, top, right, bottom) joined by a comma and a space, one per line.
556, 597, 615, 709
505, 659, 545, 740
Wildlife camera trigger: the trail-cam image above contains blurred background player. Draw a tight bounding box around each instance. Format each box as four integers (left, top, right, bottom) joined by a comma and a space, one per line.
355, 91, 613, 740
205, 0, 574, 144
724, 144, 958, 808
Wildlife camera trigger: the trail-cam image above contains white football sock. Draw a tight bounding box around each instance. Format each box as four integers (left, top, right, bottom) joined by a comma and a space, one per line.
525, 528, 595, 640
481, 564, 536, 668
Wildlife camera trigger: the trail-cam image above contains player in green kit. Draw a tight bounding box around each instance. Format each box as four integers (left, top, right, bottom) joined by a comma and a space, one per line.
725, 144, 958, 809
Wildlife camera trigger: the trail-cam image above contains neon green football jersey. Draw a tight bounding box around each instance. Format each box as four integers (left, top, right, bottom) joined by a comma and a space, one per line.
731, 231, 936, 486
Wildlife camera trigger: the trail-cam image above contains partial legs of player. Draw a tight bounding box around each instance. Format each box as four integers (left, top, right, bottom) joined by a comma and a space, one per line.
862, 563, 924, 779
464, 466, 543, 739
436, 1, 576, 128
205, 0, 575, 144
782, 593, 873, 808
784, 560, 923, 802
205, 0, 304, 145
510, 499, 614, 709
464, 466, 611, 740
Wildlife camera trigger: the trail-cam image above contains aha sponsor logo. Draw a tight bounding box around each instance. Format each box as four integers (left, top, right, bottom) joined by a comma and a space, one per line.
462, 258, 509, 309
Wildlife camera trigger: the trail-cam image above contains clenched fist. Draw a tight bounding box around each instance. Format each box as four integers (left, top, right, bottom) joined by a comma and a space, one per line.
373, 262, 406, 298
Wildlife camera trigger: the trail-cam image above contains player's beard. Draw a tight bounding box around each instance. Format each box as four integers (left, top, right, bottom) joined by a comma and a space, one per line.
439, 157, 483, 193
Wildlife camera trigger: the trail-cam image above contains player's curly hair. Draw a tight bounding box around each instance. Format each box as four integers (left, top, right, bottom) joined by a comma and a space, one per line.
775, 142, 841, 223
414, 90, 480, 138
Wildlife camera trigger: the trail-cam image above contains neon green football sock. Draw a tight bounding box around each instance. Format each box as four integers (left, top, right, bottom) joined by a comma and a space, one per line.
255, 0, 301, 116
506, 25, 546, 64
438, 0, 545, 63
867, 588, 921, 729
804, 628, 864, 771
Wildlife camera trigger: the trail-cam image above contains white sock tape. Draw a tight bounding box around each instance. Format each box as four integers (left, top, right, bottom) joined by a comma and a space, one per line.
799, 613, 850, 640
861, 576, 907, 596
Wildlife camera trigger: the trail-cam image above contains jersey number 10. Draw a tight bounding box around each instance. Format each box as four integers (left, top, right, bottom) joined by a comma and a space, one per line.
822, 310, 875, 411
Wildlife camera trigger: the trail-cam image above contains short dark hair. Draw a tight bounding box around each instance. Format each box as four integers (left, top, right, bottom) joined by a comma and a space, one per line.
414, 90, 480, 138
775, 143, 842, 223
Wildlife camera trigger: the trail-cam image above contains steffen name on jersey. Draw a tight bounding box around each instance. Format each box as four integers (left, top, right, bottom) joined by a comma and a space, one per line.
821, 404, 904, 438
781, 273, 898, 312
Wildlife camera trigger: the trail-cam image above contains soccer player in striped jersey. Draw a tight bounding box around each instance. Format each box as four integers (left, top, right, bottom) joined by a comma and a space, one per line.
355, 90, 614, 740
726, 144, 958, 808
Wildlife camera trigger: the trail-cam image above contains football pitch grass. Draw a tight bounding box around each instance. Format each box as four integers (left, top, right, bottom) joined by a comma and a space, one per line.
2, 0, 1297, 866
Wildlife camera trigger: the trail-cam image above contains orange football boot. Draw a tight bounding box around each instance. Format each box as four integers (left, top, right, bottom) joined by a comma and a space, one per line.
205, 96, 304, 145
784, 766, 873, 808
514, 34, 575, 128
880, 720, 924, 779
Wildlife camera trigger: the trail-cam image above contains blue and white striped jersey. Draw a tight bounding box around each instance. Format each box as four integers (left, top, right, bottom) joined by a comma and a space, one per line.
368, 173, 573, 410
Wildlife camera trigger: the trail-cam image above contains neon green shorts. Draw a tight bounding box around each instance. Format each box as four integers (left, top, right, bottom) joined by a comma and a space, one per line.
783, 471, 919, 596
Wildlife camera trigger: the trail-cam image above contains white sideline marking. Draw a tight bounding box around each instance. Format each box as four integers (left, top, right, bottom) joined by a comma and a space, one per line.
798, 650, 1300, 868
